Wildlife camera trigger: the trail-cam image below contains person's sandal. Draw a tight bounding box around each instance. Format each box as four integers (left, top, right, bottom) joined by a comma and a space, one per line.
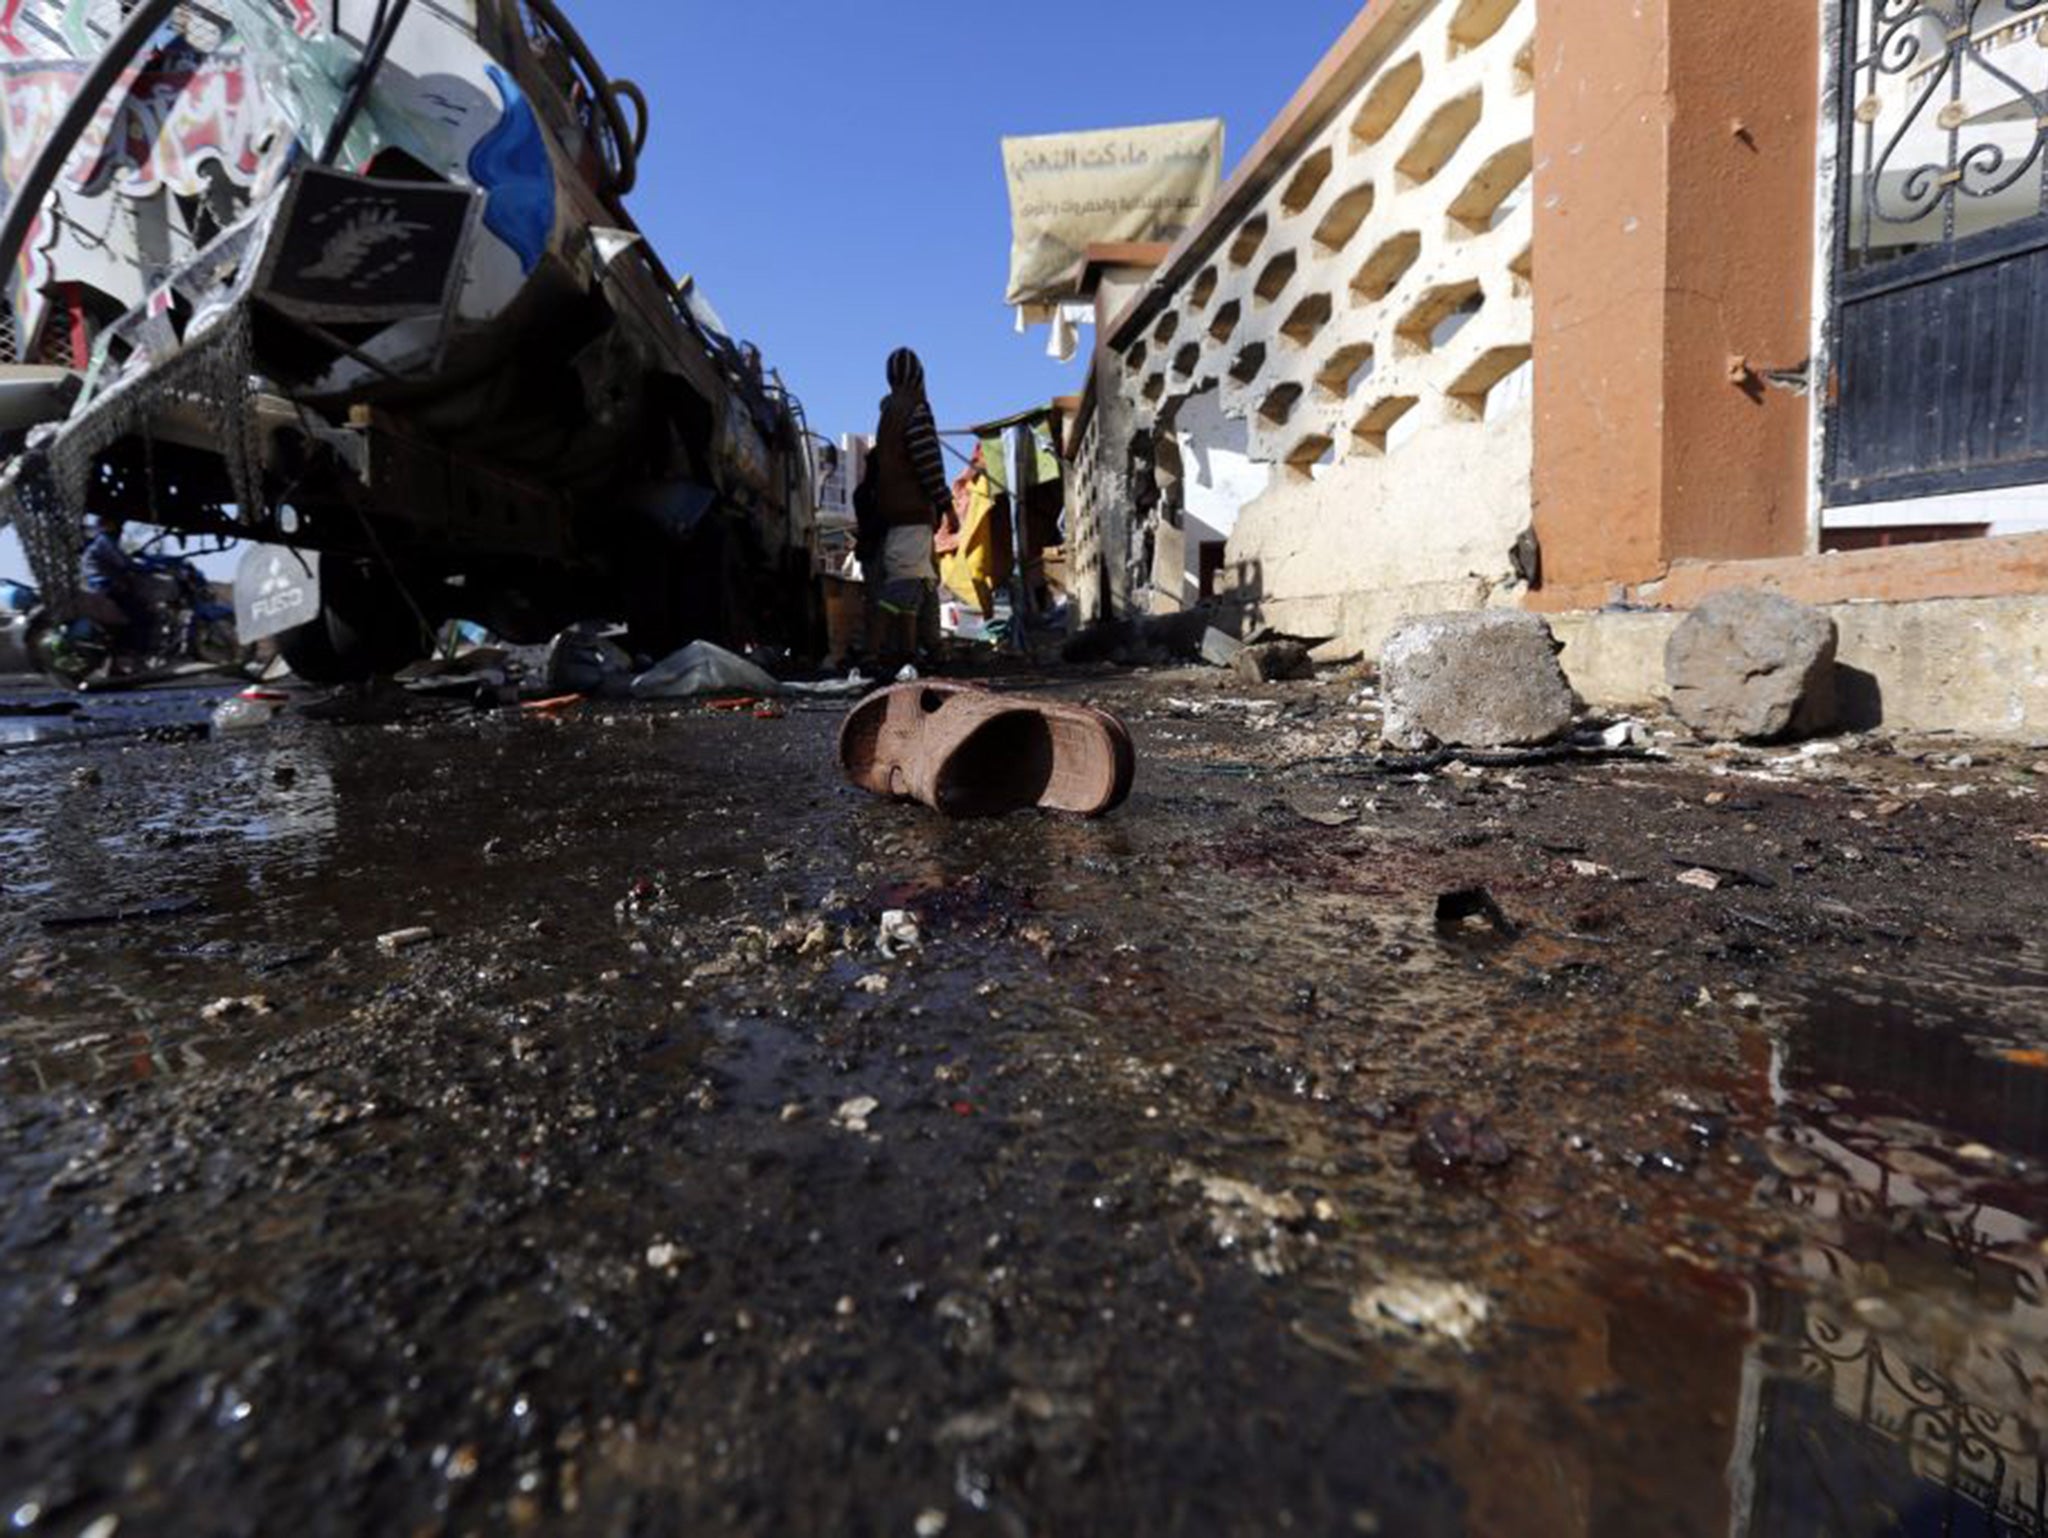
837, 681, 1134, 818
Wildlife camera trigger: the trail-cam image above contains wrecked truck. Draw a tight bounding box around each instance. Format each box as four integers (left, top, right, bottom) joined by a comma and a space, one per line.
0, 0, 819, 682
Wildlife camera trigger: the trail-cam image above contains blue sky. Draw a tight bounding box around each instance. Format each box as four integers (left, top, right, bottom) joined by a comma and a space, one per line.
0, 0, 1362, 585
599, 0, 1361, 440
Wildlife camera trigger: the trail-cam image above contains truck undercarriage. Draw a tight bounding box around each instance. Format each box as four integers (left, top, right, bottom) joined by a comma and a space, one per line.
0, 0, 821, 682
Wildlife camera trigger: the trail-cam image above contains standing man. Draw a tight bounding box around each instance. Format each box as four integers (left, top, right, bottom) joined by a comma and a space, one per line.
867, 347, 951, 669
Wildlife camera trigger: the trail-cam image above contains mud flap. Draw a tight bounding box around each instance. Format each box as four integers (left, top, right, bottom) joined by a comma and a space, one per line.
235, 546, 321, 644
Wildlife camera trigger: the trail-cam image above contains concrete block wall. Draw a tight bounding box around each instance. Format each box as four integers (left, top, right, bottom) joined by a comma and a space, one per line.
1552, 597, 2048, 742
1079, 0, 1539, 654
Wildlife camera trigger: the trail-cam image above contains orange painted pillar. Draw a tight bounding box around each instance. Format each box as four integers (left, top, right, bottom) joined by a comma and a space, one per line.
1530, 0, 1821, 605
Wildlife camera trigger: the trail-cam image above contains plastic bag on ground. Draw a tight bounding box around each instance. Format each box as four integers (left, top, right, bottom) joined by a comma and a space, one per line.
782, 670, 873, 699
630, 641, 783, 700
212, 688, 289, 734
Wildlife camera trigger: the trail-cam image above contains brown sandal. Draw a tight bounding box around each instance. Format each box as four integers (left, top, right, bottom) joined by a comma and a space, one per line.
837, 681, 1135, 818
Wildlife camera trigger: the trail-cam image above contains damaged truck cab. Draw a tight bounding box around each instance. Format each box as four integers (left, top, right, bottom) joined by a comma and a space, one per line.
0, 0, 819, 681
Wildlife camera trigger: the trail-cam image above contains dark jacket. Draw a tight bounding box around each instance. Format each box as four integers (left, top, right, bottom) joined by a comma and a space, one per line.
83, 531, 137, 595
871, 348, 951, 530
853, 453, 884, 560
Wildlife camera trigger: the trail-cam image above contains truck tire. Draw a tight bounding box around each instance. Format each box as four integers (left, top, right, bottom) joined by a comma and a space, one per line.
280, 561, 430, 684
625, 538, 686, 661
278, 613, 361, 685
625, 514, 748, 660
676, 513, 749, 651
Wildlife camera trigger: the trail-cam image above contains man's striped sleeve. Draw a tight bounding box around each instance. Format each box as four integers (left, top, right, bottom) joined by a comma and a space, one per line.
906, 401, 951, 519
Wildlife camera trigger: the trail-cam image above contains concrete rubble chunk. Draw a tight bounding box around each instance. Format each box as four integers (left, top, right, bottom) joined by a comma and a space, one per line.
1664, 589, 1838, 743
1378, 612, 1576, 751
1233, 640, 1315, 684
1200, 628, 1244, 669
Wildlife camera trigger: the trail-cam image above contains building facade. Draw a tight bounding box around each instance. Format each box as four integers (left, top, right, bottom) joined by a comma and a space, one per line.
1063, 0, 2048, 736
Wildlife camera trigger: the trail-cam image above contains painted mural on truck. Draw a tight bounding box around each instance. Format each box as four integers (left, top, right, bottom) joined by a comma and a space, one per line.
0, 0, 544, 370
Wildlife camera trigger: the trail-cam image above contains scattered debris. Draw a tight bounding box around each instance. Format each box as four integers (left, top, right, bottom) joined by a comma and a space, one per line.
1666, 589, 1838, 742
1173, 1165, 1309, 1278
1409, 1111, 1514, 1178
1351, 1275, 1492, 1349
834, 1096, 881, 1133
1061, 608, 1215, 667
199, 996, 273, 1023
1293, 803, 1360, 829
212, 688, 290, 734
1379, 612, 1576, 752
1360, 739, 1661, 776
544, 624, 636, 698
1434, 887, 1520, 939
1668, 857, 1773, 889
1233, 640, 1315, 684
41, 896, 205, 932
645, 1241, 691, 1273
878, 910, 922, 957
1200, 627, 1245, 669
781, 671, 877, 700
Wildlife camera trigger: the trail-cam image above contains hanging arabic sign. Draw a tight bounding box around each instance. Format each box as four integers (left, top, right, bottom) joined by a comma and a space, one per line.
1001, 118, 1223, 308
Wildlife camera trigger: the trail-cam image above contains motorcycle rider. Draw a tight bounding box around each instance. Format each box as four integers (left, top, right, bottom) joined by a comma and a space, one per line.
82, 514, 150, 662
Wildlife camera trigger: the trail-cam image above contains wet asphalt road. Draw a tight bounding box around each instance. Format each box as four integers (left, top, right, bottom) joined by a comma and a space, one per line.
2, 671, 2047, 1536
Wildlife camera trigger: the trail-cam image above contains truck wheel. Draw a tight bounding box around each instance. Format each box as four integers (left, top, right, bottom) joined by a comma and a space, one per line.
280, 562, 430, 684
625, 542, 687, 661
623, 513, 770, 660
279, 612, 365, 685
679, 513, 755, 651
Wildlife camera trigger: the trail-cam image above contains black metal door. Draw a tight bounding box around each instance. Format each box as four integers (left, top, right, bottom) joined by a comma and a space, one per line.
1830, 0, 2048, 505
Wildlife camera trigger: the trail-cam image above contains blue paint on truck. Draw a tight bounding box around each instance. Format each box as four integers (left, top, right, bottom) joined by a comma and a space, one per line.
470, 66, 555, 275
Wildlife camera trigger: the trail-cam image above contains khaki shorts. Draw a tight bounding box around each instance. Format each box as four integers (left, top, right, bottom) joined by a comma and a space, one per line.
879, 525, 934, 615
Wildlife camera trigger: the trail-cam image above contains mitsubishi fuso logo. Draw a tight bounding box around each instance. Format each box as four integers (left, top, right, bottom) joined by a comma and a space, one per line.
237, 546, 320, 643
247, 552, 314, 628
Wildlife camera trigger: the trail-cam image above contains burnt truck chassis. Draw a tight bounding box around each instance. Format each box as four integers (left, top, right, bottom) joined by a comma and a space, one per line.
1, 1, 821, 684
14, 178, 820, 680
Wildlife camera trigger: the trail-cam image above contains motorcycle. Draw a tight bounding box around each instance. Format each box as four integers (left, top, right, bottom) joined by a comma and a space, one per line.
23, 540, 245, 689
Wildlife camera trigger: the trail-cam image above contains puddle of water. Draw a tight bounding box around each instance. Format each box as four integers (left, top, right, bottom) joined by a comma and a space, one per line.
0, 684, 228, 749
1437, 983, 2048, 1537
1724, 988, 2048, 1535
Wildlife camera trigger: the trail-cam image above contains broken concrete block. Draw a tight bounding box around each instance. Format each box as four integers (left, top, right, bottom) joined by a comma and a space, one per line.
1232, 640, 1314, 684
1378, 612, 1575, 751
1200, 628, 1245, 669
1665, 589, 1838, 743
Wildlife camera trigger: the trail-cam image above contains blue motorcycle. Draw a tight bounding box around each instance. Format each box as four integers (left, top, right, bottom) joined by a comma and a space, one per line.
24, 539, 244, 689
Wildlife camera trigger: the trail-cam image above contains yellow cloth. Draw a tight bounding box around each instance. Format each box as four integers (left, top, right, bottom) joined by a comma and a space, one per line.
941, 475, 1005, 619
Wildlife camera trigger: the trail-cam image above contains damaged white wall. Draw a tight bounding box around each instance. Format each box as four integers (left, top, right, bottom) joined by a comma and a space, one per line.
1078, 0, 1538, 655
